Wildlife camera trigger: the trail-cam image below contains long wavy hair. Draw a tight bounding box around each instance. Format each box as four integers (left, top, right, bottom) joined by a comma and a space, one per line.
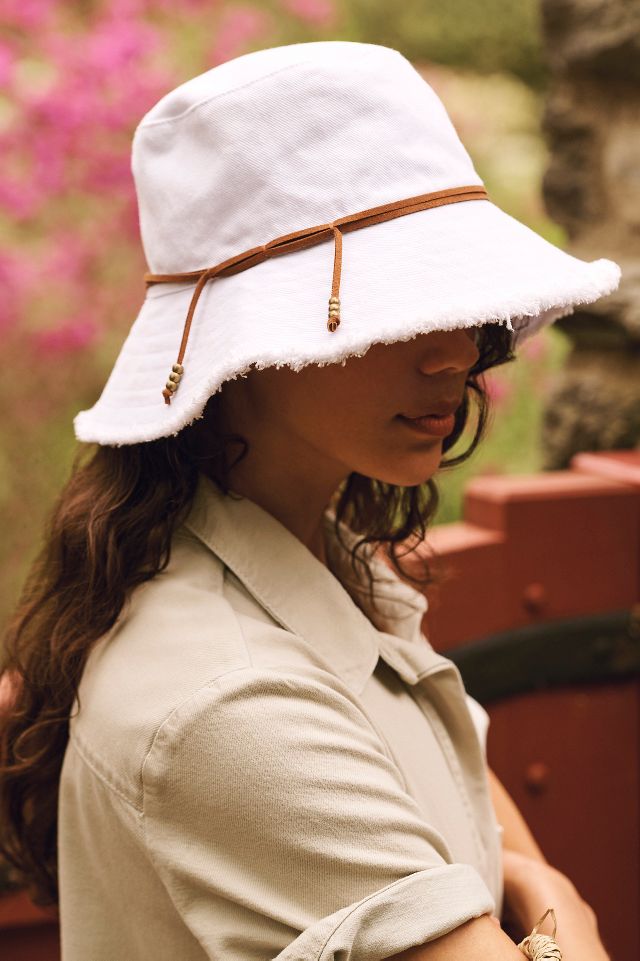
0, 321, 514, 906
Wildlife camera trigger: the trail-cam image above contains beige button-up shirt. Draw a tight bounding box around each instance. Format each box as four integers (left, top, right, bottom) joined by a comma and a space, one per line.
58, 473, 504, 960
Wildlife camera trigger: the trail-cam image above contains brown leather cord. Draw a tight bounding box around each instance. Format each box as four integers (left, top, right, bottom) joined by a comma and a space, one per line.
145, 184, 488, 404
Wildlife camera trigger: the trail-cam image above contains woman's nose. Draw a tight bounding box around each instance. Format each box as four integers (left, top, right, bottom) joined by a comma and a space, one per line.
416, 326, 480, 376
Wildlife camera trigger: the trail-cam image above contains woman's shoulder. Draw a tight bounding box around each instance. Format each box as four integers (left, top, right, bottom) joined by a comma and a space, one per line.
66, 524, 344, 808
75, 526, 250, 705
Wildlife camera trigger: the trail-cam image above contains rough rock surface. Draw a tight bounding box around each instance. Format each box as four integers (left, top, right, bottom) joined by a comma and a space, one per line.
539, 0, 640, 468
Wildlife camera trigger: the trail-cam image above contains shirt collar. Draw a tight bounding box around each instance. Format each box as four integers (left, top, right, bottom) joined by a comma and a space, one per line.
183, 472, 452, 694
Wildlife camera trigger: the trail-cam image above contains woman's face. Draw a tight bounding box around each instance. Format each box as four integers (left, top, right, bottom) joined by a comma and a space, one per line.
217, 326, 481, 493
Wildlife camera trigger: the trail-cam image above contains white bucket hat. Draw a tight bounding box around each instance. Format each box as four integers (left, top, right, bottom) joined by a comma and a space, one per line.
74, 40, 621, 446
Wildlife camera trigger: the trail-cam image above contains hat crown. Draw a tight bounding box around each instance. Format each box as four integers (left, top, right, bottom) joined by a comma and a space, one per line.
131, 41, 481, 274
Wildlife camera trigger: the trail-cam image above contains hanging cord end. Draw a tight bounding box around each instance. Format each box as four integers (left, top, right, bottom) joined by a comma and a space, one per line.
163, 363, 184, 405
328, 296, 341, 332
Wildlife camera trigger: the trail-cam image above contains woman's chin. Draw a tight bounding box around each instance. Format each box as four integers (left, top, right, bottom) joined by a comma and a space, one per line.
369, 454, 443, 487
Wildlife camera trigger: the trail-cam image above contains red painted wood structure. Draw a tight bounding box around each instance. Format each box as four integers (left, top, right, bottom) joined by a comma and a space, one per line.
0, 889, 59, 960
419, 449, 640, 961
2, 449, 638, 959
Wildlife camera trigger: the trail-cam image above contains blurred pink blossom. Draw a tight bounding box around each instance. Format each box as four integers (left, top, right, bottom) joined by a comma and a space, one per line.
208, 7, 270, 65
279, 0, 335, 27
100, 0, 145, 15
145, 0, 217, 10
31, 314, 100, 356
0, 42, 16, 85
519, 333, 549, 361
40, 231, 93, 285
1, 0, 55, 29
0, 179, 45, 220
82, 150, 135, 191
86, 18, 160, 71
27, 86, 98, 134
32, 136, 67, 193
0, 252, 39, 330
1, 1, 307, 396
485, 372, 514, 406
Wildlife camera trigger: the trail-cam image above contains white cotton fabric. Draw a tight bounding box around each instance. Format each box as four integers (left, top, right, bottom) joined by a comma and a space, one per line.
58, 473, 503, 961
73, 39, 621, 446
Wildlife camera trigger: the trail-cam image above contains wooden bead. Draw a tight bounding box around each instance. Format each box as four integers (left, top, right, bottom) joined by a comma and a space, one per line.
165, 380, 178, 392
168, 372, 181, 383
172, 363, 184, 374
328, 294, 341, 331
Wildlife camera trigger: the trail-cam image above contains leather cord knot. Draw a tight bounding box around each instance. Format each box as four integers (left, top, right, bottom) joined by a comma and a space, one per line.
145, 184, 488, 405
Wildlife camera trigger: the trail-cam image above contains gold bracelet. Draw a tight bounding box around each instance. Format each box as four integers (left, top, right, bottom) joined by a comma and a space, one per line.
517, 908, 562, 960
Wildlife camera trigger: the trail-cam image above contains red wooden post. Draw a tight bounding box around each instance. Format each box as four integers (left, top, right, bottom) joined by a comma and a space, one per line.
0, 890, 59, 961
422, 451, 640, 961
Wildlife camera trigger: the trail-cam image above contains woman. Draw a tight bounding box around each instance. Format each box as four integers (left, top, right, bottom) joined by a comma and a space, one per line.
0, 40, 618, 960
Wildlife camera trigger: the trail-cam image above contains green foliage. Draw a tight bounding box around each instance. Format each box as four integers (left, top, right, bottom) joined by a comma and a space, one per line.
342, 0, 547, 88
434, 325, 572, 525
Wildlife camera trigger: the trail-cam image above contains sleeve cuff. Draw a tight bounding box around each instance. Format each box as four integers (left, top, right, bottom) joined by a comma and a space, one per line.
273, 862, 495, 961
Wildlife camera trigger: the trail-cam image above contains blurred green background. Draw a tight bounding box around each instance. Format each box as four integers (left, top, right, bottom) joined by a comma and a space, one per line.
1, 0, 571, 627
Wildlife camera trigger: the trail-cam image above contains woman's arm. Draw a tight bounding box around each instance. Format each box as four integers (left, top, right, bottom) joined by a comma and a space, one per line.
386, 867, 612, 961
385, 770, 611, 961
386, 914, 528, 960
487, 766, 547, 863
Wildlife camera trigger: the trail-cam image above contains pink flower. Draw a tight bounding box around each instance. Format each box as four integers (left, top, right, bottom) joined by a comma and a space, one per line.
29, 87, 94, 134
0, 179, 45, 220
31, 314, 100, 357
519, 333, 549, 362
32, 137, 67, 193
86, 18, 160, 72
40, 231, 92, 285
0, 42, 16, 86
0, 250, 39, 330
81, 150, 134, 192
102, 0, 146, 17
208, 7, 271, 66
485, 371, 514, 407
279, 0, 336, 27
145, 0, 216, 10
1, 0, 55, 30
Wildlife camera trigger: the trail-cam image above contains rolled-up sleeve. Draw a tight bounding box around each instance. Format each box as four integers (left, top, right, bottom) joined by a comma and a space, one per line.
141, 666, 495, 961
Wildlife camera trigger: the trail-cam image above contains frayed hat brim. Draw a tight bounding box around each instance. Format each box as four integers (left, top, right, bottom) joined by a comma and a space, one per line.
74, 198, 621, 446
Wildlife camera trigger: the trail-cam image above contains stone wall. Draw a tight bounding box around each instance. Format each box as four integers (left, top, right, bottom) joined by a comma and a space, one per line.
539, 0, 640, 467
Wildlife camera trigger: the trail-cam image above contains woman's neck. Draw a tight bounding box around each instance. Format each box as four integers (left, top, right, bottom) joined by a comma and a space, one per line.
204, 456, 341, 566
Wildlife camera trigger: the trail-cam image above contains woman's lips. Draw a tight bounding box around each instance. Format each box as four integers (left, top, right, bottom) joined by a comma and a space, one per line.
396, 412, 456, 437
